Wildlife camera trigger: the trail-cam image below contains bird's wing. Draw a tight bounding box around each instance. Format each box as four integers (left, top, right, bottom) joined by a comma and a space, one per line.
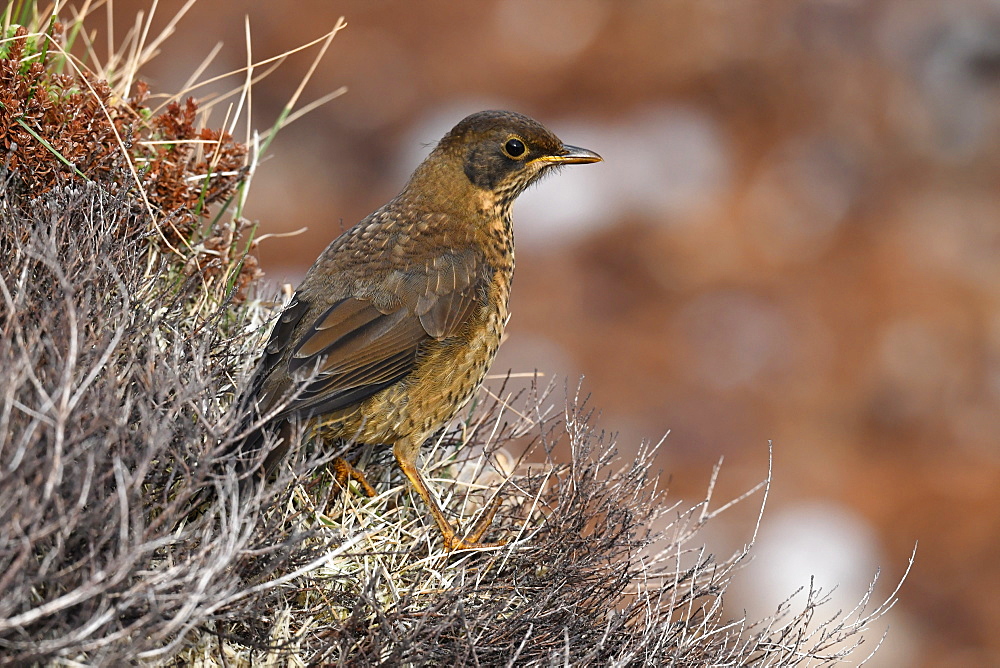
257, 248, 483, 421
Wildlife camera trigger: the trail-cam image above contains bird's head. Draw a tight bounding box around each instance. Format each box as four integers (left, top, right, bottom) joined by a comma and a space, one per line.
408, 110, 602, 214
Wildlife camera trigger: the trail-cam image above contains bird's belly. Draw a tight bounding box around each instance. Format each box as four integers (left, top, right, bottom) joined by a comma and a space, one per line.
334, 305, 507, 446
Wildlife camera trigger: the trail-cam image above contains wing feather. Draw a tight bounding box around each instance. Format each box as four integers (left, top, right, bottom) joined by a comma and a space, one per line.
254, 246, 484, 424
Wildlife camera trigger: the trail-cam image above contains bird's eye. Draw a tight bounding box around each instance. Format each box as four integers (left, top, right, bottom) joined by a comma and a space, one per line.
503, 137, 526, 159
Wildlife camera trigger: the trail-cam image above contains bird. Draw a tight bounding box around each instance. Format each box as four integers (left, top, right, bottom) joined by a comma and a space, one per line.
234, 110, 602, 550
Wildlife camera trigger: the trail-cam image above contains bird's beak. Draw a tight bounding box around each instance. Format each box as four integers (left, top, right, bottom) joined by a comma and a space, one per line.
534, 144, 603, 165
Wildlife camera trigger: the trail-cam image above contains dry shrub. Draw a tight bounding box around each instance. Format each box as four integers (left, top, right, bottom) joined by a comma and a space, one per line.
0, 167, 330, 664
0, 9, 318, 663
194, 384, 904, 666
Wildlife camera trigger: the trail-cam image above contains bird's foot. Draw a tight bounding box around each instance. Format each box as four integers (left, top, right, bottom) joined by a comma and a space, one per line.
332, 457, 377, 497
442, 493, 506, 551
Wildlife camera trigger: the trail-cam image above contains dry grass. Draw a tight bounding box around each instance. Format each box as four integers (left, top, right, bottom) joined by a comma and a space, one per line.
0, 2, 910, 665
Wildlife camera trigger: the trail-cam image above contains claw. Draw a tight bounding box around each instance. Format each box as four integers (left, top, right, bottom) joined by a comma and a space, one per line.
332, 456, 377, 497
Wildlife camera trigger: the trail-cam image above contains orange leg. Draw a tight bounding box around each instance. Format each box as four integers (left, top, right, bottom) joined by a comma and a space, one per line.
393, 439, 504, 551
332, 456, 377, 497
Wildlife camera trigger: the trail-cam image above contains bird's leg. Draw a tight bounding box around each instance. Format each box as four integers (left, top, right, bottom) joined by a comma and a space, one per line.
332, 456, 377, 497
393, 439, 504, 551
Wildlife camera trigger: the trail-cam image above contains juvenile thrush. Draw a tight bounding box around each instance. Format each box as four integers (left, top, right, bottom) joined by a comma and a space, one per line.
237, 110, 601, 550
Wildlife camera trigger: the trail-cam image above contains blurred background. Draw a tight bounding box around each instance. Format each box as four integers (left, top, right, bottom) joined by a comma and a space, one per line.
110, 1, 999, 664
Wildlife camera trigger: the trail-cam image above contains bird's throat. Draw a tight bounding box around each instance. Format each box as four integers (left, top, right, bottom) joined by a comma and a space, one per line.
474, 188, 515, 241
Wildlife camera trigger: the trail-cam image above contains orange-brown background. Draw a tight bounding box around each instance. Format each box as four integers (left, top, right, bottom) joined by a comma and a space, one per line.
111, 1, 999, 664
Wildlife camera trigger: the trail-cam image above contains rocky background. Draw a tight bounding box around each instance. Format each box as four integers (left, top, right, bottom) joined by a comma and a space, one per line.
113, 1, 1000, 664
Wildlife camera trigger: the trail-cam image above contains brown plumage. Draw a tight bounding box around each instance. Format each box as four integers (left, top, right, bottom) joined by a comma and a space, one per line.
236, 110, 601, 550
